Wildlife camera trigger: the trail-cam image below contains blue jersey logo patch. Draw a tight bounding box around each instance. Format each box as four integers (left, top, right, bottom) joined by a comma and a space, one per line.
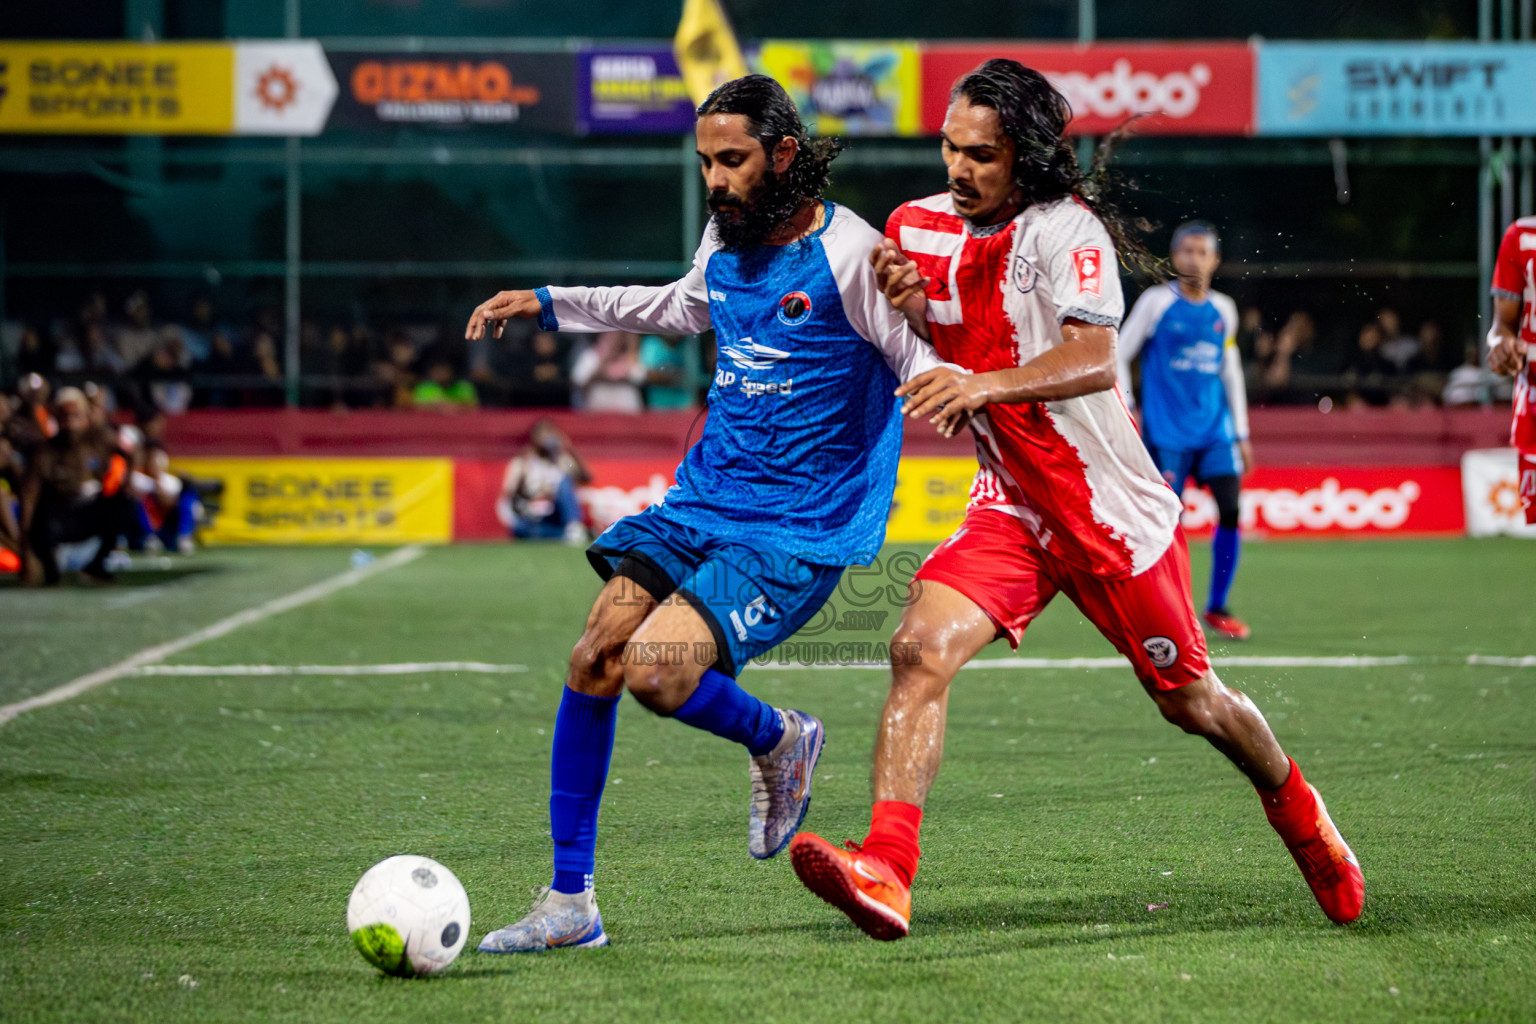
776, 291, 813, 327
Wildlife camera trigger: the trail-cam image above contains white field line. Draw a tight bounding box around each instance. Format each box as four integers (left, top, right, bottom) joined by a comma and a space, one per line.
765, 654, 1530, 671
0, 545, 427, 728
129, 662, 527, 677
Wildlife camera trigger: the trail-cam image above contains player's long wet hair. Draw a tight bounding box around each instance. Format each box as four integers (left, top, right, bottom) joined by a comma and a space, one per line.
697, 75, 843, 246
951, 59, 1158, 276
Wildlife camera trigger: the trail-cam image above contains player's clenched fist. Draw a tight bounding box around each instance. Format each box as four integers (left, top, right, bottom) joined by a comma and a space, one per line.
871, 238, 931, 339
465, 289, 543, 340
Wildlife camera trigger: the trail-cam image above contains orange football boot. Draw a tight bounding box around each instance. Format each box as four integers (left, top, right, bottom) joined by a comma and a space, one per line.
789, 833, 910, 941
1278, 785, 1364, 924
1202, 608, 1252, 640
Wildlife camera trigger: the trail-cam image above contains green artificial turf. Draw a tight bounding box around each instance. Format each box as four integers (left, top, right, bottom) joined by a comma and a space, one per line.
1, 539, 1532, 1022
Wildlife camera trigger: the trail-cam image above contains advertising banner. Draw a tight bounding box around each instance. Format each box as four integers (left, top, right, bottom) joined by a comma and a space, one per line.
884, 459, 1463, 543
453, 457, 676, 541
327, 51, 574, 133
174, 458, 452, 545
756, 40, 921, 136
0, 41, 334, 135
921, 43, 1255, 137
577, 46, 694, 135
1180, 466, 1464, 537
1461, 448, 1536, 538
1256, 41, 1536, 136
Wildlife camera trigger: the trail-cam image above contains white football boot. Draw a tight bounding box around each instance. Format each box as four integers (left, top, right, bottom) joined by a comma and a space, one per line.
748, 708, 826, 859
477, 887, 608, 953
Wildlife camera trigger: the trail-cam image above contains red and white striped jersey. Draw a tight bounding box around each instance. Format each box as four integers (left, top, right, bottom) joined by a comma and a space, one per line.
887, 192, 1181, 578
1491, 215, 1536, 451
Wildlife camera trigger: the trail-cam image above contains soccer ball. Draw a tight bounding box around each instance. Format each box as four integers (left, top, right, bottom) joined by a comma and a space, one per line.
346, 855, 470, 977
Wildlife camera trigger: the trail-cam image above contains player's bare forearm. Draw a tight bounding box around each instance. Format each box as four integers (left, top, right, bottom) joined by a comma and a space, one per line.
1488, 298, 1525, 376
931, 323, 1116, 409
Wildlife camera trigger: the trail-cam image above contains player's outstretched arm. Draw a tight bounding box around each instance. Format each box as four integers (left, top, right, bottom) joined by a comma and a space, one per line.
898, 320, 1116, 431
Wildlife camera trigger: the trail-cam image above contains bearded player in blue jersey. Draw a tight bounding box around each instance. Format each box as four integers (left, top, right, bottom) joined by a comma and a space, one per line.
1117, 221, 1254, 640
464, 75, 955, 953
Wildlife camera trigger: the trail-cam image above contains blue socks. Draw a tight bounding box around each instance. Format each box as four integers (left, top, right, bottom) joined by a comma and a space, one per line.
1209, 525, 1241, 612
546, 671, 781, 895
549, 687, 618, 895
672, 668, 784, 756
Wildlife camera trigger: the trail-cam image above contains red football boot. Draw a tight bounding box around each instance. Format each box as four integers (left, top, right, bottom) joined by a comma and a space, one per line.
789, 833, 910, 941
1262, 768, 1364, 924
1202, 608, 1252, 640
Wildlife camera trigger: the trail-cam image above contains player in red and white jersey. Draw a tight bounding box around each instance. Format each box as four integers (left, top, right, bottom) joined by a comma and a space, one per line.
1489, 215, 1536, 523
789, 59, 1363, 940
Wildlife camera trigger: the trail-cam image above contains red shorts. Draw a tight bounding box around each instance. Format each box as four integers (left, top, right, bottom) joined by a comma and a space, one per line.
1521, 451, 1536, 525
914, 508, 1211, 690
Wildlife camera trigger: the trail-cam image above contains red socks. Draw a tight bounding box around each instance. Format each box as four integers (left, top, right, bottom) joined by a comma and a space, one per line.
860, 800, 923, 888
1257, 757, 1317, 842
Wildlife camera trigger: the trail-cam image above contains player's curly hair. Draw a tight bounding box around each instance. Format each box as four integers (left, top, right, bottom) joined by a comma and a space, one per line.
951, 59, 1159, 276
697, 74, 843, 204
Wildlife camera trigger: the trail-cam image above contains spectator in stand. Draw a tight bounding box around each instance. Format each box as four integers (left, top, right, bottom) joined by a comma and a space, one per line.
0, 396, 22, 574
376, 330, 420, 408
136, 329, 194, 415
1375, 308, 1421, 376
1253, 311, 1317, 403
1342, 320, 1392, 407
508, 330, 572, 408
412, 358, 479, 409
115, 291, 160, 372
639, 334, 695, 410
179, 296, 219, 365
121, 433, 199, 555
19, 387, 134, 585
496, 420, 590, 543
243, 330, 286, 407
8, 374, 56, 461
1443, 342, 1503, 406
15, 325, 55, 378
571, 330, 645, 412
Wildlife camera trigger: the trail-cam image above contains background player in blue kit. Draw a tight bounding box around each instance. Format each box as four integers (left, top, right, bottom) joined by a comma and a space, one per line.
463, 76, 953, 953
1117, 221, 1254, 640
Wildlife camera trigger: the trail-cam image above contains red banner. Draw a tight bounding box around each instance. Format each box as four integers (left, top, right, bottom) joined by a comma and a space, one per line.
921, 43, 1255, 136
1179, 467, 1464, 537
452, 457, 677, 541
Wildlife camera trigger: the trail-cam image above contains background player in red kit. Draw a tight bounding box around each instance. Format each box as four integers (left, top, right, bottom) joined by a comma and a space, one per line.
789, 59, 1364, 940
1489, 215, 1536, 523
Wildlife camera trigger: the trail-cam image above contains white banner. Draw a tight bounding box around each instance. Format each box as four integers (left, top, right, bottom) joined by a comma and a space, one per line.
1461, 448, 1536, 538
234, 40, 337, 136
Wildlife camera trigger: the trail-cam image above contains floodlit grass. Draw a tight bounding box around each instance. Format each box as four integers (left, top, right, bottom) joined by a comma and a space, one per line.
1, 539, 1531, 1022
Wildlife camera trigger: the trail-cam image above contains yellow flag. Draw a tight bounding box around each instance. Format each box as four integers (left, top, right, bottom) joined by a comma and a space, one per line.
673, 0, 750, 106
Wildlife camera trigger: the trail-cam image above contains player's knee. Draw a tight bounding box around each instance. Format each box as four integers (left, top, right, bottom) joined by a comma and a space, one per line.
621, 659, 683, 714
567, 632, 620, 694
1153, 685, 1221, 737
889, 621, 955, 695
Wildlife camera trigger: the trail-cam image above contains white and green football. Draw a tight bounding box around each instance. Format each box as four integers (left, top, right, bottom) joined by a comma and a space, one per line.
347, 855, 470, 977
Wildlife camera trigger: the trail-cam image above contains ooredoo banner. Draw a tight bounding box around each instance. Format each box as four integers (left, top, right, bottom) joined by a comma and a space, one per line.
921, 43, 1255, 136
327, 51, 574, 133
1179, 466, 1464, 537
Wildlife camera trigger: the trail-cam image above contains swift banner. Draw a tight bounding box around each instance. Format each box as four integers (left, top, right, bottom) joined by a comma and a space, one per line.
0, 41, 335, 135
327, 51, 574, 133
173, 458, 452, 545
921, 43, 1255, 136
1256, 42, 1536, 136
755, 40, 921, 136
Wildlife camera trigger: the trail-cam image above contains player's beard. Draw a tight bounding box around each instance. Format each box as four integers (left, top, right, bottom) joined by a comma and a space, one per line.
708, 167, 802, 252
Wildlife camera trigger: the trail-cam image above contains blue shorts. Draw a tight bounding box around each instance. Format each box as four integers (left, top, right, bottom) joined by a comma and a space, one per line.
1147, 440, 1241, 489
585, 504, 844, 677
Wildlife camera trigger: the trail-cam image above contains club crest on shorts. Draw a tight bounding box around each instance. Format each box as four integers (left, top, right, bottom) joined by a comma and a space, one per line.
1013, 254, 1037, 294
776, 291, 813, 327
1141, 635, 1179, 669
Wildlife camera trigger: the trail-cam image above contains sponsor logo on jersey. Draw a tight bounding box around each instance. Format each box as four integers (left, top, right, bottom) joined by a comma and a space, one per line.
729, 594, 779, 641
720, 337, 791, 370
709, 289, 728, 301
1071, 247, 1103, 296
1013, 254, 1037, 294
1141, 635, 1179, 669
776, 290, 813, 327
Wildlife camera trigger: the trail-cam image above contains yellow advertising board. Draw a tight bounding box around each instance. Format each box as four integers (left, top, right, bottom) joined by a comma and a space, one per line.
885, 456, 976, 543
0, 42, 235, 134
172, 458, 452, 545
754, 40, 921, 136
